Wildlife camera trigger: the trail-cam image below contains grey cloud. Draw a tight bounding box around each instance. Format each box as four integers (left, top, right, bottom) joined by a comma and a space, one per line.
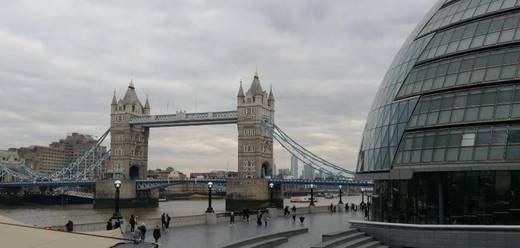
0, 0, 438, 173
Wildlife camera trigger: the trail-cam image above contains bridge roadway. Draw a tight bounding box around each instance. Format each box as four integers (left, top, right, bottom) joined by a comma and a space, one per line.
0, 178, 373, 190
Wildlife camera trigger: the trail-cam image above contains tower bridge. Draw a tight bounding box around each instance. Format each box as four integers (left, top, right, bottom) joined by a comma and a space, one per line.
0, 72, 369, 210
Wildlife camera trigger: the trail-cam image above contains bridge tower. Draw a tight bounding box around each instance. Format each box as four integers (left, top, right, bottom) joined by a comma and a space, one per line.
108, 81, 150, 180
227, 72, 281, 211
237, 72, 275, 179
94, 81, 156, 208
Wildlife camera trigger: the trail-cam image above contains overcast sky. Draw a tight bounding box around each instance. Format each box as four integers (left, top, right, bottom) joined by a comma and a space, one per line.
0, 0, 438, 174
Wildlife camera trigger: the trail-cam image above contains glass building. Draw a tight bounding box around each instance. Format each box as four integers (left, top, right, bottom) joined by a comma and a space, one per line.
357, 0, 520, 225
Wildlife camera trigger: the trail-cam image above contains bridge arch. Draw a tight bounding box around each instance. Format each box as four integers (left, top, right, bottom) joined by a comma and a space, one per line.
129, 166, 139, 180
261, 161, 272, 179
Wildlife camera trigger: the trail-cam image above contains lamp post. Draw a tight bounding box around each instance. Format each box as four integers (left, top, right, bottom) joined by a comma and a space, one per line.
269, 182, 274, 207
111, 180, 122, 224
206, 182, 214, 213
339, 185, 344, 204
309, 184, 315, 206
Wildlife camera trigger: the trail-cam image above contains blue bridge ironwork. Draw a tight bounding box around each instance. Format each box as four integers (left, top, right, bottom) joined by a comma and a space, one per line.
0, 178, 372, 191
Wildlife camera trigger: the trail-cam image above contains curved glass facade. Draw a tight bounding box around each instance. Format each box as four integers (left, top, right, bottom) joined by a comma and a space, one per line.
357, 0, 520, 224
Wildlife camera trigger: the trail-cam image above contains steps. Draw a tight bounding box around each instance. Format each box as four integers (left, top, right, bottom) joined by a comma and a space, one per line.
311, 228, 387, 248
241, 237, 288, 248
220, 227, 308, 248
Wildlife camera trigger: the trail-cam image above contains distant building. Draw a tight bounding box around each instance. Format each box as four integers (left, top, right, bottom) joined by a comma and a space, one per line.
190, 170, 238, 179
290, 155, 298, 179
16, 133, 107, 178
0, 149, 20, 182
277, 168, 290, 178
303, 163, 314, 179
147, 167, 186, 179
17, 146, 66, 174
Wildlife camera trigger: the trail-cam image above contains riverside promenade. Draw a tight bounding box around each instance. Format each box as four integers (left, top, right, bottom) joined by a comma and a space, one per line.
146, 209, 363, 248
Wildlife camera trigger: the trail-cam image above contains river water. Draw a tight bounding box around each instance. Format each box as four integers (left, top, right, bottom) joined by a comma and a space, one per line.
0, 195, 362, 226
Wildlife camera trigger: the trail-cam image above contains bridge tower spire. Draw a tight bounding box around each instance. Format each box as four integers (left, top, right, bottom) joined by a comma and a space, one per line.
237, 72, 275, 179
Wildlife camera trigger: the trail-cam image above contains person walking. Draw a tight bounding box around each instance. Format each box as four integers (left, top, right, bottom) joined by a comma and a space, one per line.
65, 220, 73, 232
263, 210, 270, 226
284, 206, 290, 216
129, 215, 136, 232
161, 213, 166, 229
106, 220, 113, 230
329, 203, 334, 213
153, 224, 161, 243
133, 228, 141, 244
291, 205, 297, 223
139, 223, 147, 241
245, 208, 250, 222
256, 211, 263, 226
166, 214, 171, 229
229, 211, 235, 225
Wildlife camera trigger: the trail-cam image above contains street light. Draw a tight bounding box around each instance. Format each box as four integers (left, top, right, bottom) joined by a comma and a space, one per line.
309, 184, 315, 206
206, 182, 214, 213
111, 180, 122, 225
269, 182, 274, 207
338, 185, 344, 204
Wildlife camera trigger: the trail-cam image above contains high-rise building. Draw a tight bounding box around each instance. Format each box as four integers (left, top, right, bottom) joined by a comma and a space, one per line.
357, 0, 520, 225
303, 163, 314, 179
290, 155, 299, 178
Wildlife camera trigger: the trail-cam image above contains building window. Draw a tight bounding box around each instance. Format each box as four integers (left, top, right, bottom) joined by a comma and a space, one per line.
461, 133, 476, 146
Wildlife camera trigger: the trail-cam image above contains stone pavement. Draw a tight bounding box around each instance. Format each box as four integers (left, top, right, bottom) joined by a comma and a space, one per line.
147, 211, 363, 248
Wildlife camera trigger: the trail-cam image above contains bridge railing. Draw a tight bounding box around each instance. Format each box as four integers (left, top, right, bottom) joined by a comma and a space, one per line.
129, 111, 238, 125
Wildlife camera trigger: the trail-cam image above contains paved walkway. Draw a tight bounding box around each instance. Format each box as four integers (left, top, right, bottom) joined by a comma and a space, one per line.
148, 211, 363, 248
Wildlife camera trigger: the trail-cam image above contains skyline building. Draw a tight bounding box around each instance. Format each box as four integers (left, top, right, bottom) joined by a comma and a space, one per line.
303, 163, 314, 179
290, 155, 299, 178
357, 0, 520, 225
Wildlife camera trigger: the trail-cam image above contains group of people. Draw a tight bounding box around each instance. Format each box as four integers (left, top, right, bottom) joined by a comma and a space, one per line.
128, 214, 163, 244
161, 213, 172, 229
230, 205, 307, 227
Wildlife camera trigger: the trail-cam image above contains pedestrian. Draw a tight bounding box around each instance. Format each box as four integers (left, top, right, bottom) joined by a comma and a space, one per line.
229, 211, 235, 225
291, 205, 297, 223
65, 220, 73, 232
299, 216, 305, 225
242, 209, 247, 222
245, 208, 250, 222
153, 224, 161, 243
114, 220, 121, 229
256, 211, 263, 226
133, 228, 141, 244
330, 203, 333, 213
129, 214, 136, 232
345, 203, 349, 212
284, 206, 290, 216
106, 220, 113, 230
166, 214, 171, 229
139, 223, 147, 241
263, 210, 270, 226
161, 213, 166, 229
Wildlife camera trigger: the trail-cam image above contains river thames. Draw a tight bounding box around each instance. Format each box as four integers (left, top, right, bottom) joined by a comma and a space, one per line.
0, 195, 362, 226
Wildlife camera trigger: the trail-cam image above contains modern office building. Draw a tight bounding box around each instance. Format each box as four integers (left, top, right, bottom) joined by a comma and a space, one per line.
357, 0, 520, 225
303, 163, 315, 179
290, 155, 299, 178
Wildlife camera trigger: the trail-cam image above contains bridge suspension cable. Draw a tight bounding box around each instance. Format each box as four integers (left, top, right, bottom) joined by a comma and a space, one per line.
261, 121, 354, 178
49, 128, 111, 180
0, 128, 111, 182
